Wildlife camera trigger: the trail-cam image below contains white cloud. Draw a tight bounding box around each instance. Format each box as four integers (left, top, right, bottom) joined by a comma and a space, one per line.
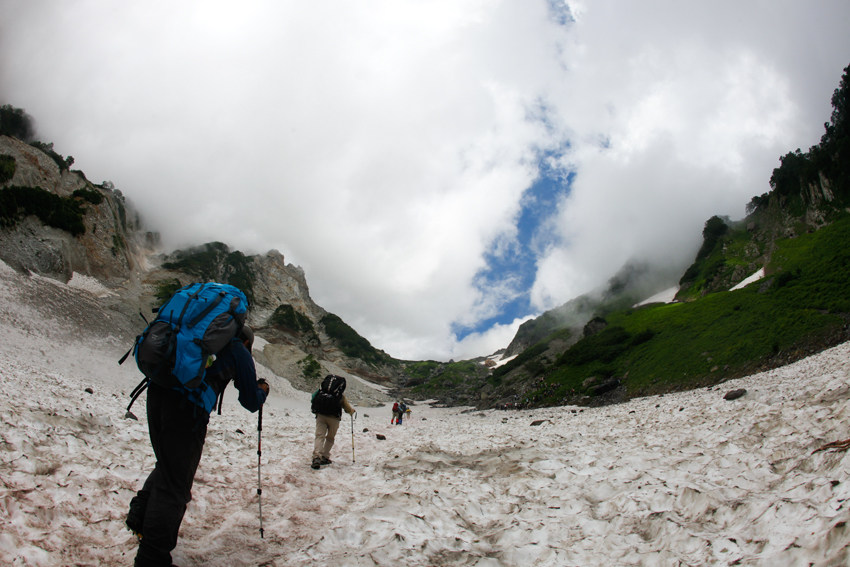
1, 0, 849, 360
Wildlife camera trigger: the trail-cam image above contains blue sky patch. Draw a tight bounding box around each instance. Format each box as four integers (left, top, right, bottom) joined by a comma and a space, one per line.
546, 0, 575, 26
454, 158, 574, 341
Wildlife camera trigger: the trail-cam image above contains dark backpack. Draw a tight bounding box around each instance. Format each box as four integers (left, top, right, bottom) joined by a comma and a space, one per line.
311, 374, 346, 417
120, 282, 248, 415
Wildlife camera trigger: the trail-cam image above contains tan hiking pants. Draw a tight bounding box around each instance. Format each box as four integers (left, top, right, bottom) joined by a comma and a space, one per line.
313, 413, 341, 459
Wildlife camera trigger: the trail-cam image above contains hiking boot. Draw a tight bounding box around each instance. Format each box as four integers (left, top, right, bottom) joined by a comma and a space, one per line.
319, 456, 332, 466
311, 457, 321, 470
126, 494, 147, 538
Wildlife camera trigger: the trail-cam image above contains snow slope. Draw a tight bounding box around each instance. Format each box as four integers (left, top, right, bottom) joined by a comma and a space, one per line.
634, 286, 679, 307
730, 268, 767, 291
1, 262, 850, 566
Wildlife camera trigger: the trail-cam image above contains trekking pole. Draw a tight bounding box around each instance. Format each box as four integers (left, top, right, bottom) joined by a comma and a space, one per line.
257, 405, 264, 539
350, 412, 355, 463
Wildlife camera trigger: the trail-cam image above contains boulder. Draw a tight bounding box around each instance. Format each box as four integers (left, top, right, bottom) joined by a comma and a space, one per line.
591, 379, 620, 396
724, 389, 747, 401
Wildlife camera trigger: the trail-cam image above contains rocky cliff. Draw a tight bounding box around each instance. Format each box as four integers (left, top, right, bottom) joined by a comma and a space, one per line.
0, 134, 395, 405
0, 135, 155, 284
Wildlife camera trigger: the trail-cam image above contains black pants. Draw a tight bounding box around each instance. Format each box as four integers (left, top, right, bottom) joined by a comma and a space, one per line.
133, 384, 208, 567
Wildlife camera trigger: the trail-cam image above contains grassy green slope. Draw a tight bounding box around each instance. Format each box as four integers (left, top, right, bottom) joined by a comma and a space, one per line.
406, 360, 487, 396
514, 213, 850, 406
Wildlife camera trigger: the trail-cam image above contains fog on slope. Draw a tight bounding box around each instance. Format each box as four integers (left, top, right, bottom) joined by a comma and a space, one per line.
2, 261, 850, 566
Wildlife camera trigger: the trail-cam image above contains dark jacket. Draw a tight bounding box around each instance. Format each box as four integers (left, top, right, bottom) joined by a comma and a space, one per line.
311, 389, 355, 419
205, 338, 266, 413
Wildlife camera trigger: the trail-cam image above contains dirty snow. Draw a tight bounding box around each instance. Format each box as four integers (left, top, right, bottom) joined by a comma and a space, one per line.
1, 262, 850, 566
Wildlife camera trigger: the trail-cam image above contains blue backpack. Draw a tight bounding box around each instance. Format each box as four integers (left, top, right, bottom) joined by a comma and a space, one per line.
120, 282, 249, 415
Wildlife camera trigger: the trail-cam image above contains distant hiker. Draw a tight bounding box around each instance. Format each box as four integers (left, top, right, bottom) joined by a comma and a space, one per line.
397, 401, 408, 425
127, 325, 269, 567
391, 401, 400, 424
311, 374, 355, 469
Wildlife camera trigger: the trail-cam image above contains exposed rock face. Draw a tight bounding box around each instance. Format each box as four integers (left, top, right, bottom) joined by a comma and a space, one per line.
0, 136, 153, 284
255, 342, 392, 407
248, 250, 324, 328
1, 135, 65, 191
0, 134, 400, 395
583, 317, 608, 338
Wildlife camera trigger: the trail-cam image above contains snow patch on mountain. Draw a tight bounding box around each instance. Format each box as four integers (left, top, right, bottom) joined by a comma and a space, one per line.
634, 285, 679, 307
730, 267, 766, 291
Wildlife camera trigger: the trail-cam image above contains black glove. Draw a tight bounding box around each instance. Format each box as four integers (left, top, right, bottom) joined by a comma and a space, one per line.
257, 378, 270, 395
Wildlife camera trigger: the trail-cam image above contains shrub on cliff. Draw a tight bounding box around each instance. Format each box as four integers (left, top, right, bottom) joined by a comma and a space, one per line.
0, 185, 86, 236
0, 105, 35, 142
0, 155, 15, 183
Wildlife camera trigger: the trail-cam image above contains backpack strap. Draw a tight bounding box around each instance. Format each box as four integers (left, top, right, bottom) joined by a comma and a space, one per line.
187, 290, 227, 328
118, 344, 134, 366
174, 283, 203, 330
216, 380, 228, 415
127, 376, 150, 412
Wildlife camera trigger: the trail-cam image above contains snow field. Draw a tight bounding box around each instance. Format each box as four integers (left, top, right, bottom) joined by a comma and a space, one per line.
1, 263, 850, 565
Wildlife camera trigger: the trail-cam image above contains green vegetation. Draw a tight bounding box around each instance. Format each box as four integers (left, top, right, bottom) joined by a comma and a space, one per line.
557, 325, 632, 366
754, 63, 850, 213
298, 354, 323, 380
399, 64, 850, 409
403, 360, 443, 385
766, 214, 850, 313
269, 304, 320, 345
517, 214, 850, 406
29, 141, 74, 172
162, 242, 257, 306
510, 300, 587, 350
269, 304, 315, 333
0, 105, 35, 141
154, 278, 183, 302
72, 187, 104, 205
409, 360, 485, 395
679, 216, 730, 292
491, 342, 549, 381
0, 155, 16, 183
320, 313, 387, 365
0, 185, 87, 236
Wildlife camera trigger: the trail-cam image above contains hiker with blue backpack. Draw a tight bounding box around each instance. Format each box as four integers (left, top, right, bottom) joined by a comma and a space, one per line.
121, 283, 269, 567
311, 374, 355, 469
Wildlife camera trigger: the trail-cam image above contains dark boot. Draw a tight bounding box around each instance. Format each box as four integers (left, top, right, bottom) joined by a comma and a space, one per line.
126, 492, 149, 538
311, 457, 321, 469
319, 456, 332, 465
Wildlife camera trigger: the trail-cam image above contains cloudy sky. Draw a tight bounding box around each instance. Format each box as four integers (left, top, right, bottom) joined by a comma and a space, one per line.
2, 1, 849, 361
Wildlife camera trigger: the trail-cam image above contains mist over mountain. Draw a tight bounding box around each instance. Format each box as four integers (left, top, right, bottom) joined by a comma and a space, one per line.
504, 260, 686, 358
448, 63, 850, 410
2, 61, 850, 412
